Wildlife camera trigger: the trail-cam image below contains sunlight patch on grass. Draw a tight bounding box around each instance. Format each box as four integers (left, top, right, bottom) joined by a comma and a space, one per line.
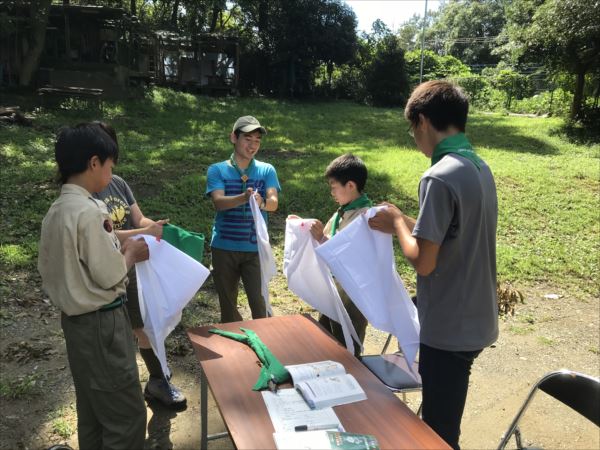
0, 244, 36, 268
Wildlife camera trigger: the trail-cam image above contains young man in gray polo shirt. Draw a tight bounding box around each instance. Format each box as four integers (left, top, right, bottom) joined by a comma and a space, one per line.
369, 80, 498, 450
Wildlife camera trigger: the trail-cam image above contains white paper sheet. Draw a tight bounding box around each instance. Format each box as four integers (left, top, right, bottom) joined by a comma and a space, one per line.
314, 207, 420, 371
135, 235, 210, 377
261, 388, 342, 433
249, 195, 276, 316
283, 218, 361, 353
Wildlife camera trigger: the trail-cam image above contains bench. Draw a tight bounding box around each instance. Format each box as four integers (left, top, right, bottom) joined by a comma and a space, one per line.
38, 86, 104, 110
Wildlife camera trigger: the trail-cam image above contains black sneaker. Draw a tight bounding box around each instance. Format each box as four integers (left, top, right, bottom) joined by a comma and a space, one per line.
144, 376, 187, 410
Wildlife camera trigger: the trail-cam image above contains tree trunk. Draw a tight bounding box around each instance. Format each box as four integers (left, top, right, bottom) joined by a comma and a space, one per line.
209, 4, 220, 32
19, 0, 52, 86
570, 67, 586, 120
130, 0, 136, 16
170, 0, 180, 30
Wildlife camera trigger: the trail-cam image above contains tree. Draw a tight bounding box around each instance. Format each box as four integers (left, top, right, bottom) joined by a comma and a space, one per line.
501, 0, 600, 119
315, 0, 357, 89
365, 34, 410, 106
424, 0, 506, 67
235, 0, 357, 97
18, 0, 52, 86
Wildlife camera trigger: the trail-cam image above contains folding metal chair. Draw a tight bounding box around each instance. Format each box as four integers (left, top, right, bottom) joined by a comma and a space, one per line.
497, 369, 600, 450
359, 333, 422, 415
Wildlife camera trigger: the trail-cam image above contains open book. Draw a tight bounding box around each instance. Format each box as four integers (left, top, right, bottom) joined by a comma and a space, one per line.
286, 360, 367, 409
274, 431, 380, 450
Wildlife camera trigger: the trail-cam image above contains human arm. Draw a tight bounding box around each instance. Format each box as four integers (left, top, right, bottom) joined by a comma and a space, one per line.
368, 203, 440, 276
121, 237, 150, 270
114, 203, 168, 242
210, 187, 254, 211
253, 187, 279, 212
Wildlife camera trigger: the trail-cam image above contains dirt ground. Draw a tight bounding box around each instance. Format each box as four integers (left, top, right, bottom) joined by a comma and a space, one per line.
0, 271, 598, 450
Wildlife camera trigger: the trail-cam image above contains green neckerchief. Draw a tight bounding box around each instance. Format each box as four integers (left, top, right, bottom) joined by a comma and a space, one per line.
209, 327, 291, 391
431, 133, 483, 171
229, 153, 256, 218
331, 193, 373, 237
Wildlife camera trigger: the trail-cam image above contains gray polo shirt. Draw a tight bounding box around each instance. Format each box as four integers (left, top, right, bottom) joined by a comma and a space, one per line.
413, 154, 498, 351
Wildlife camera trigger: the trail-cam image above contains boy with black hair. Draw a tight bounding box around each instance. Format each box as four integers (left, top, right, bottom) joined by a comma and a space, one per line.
369, 80, 498, 449
310, 153, 373, 356
93, 122, 186, 409
206, 115, 281, 323
38, 123, 149, 449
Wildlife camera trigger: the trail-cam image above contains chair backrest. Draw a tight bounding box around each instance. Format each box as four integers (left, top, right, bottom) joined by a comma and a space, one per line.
538, 370, 600, 427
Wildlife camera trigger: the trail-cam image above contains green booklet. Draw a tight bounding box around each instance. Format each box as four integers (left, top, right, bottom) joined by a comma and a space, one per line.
273, 431, 379, 450
327, 431, 380, 450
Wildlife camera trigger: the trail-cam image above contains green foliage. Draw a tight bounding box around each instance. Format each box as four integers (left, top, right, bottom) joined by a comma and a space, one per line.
447, 74, 491, 106
405, 49, 471, 87
365, 35, 410, 106
48, 405, 76, 439
510, 89, 572, 116
423, 0, 506, 66
236, 0, 357, 97
499, 0, 600, 118
0, 373, 40, 399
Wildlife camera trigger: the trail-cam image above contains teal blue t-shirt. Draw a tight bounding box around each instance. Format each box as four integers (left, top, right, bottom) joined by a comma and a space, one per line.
206, 159, 281, 252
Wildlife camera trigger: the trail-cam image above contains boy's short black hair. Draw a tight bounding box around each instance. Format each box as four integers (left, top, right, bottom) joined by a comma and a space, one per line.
325, 153, 368, 192
54, 122, 119, 184
404, 80, 469, 132
93, 121, 118, 146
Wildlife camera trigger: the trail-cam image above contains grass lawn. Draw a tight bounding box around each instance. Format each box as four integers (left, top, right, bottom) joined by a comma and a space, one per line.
1, 88, 598, 300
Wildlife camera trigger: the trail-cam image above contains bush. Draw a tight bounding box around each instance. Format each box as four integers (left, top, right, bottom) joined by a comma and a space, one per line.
405, 50, 471, 87
313, 63, 367, 102
510, 89, 572, 116
447, 75, 491, 107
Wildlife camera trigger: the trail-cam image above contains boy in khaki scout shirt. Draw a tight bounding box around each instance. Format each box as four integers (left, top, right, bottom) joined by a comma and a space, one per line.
38, 123, 149, 449
309, 153, 373, 356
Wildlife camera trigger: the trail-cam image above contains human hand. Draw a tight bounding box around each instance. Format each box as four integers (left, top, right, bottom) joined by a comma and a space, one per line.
145, 219, 169, 240
122, 237, 149, 264
310, 220, 325, 243
253, 192, 264, 209
244, 187, 254, 201
368, 202, 404, 234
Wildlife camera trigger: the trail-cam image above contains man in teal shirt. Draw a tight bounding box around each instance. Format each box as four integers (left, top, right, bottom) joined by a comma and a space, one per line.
369, 80, 498, 450
206, 116, 281, 323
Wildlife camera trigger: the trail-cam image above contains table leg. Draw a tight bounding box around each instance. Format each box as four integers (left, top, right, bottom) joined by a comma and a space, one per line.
201, 367, 208, 450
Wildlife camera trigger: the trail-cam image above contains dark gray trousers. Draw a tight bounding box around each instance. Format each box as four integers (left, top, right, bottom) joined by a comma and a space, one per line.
211, 247, 265, 323
61, 305, 146, 450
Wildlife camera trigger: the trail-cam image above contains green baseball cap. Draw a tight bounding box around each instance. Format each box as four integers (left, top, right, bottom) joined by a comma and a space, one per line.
233, 115, 267, 135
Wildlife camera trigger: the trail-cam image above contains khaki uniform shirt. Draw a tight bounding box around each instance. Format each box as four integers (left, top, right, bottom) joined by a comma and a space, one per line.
38, 184, 128, 316
323, 206, 370, 238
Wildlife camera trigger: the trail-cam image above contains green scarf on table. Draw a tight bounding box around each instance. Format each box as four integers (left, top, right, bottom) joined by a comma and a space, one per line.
209, 327, 290, 391
431, 133, 483, 171
331, 193, 373, 237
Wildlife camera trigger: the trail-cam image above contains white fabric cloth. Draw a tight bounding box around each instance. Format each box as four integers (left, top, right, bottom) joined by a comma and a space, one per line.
135, 235, 210, 377
249, 195, 276, 316
283, 218, 361, 353
315, 207, 420, 370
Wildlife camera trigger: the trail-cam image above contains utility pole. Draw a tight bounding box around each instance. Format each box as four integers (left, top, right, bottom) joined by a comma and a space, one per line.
419, 0, 429, 84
